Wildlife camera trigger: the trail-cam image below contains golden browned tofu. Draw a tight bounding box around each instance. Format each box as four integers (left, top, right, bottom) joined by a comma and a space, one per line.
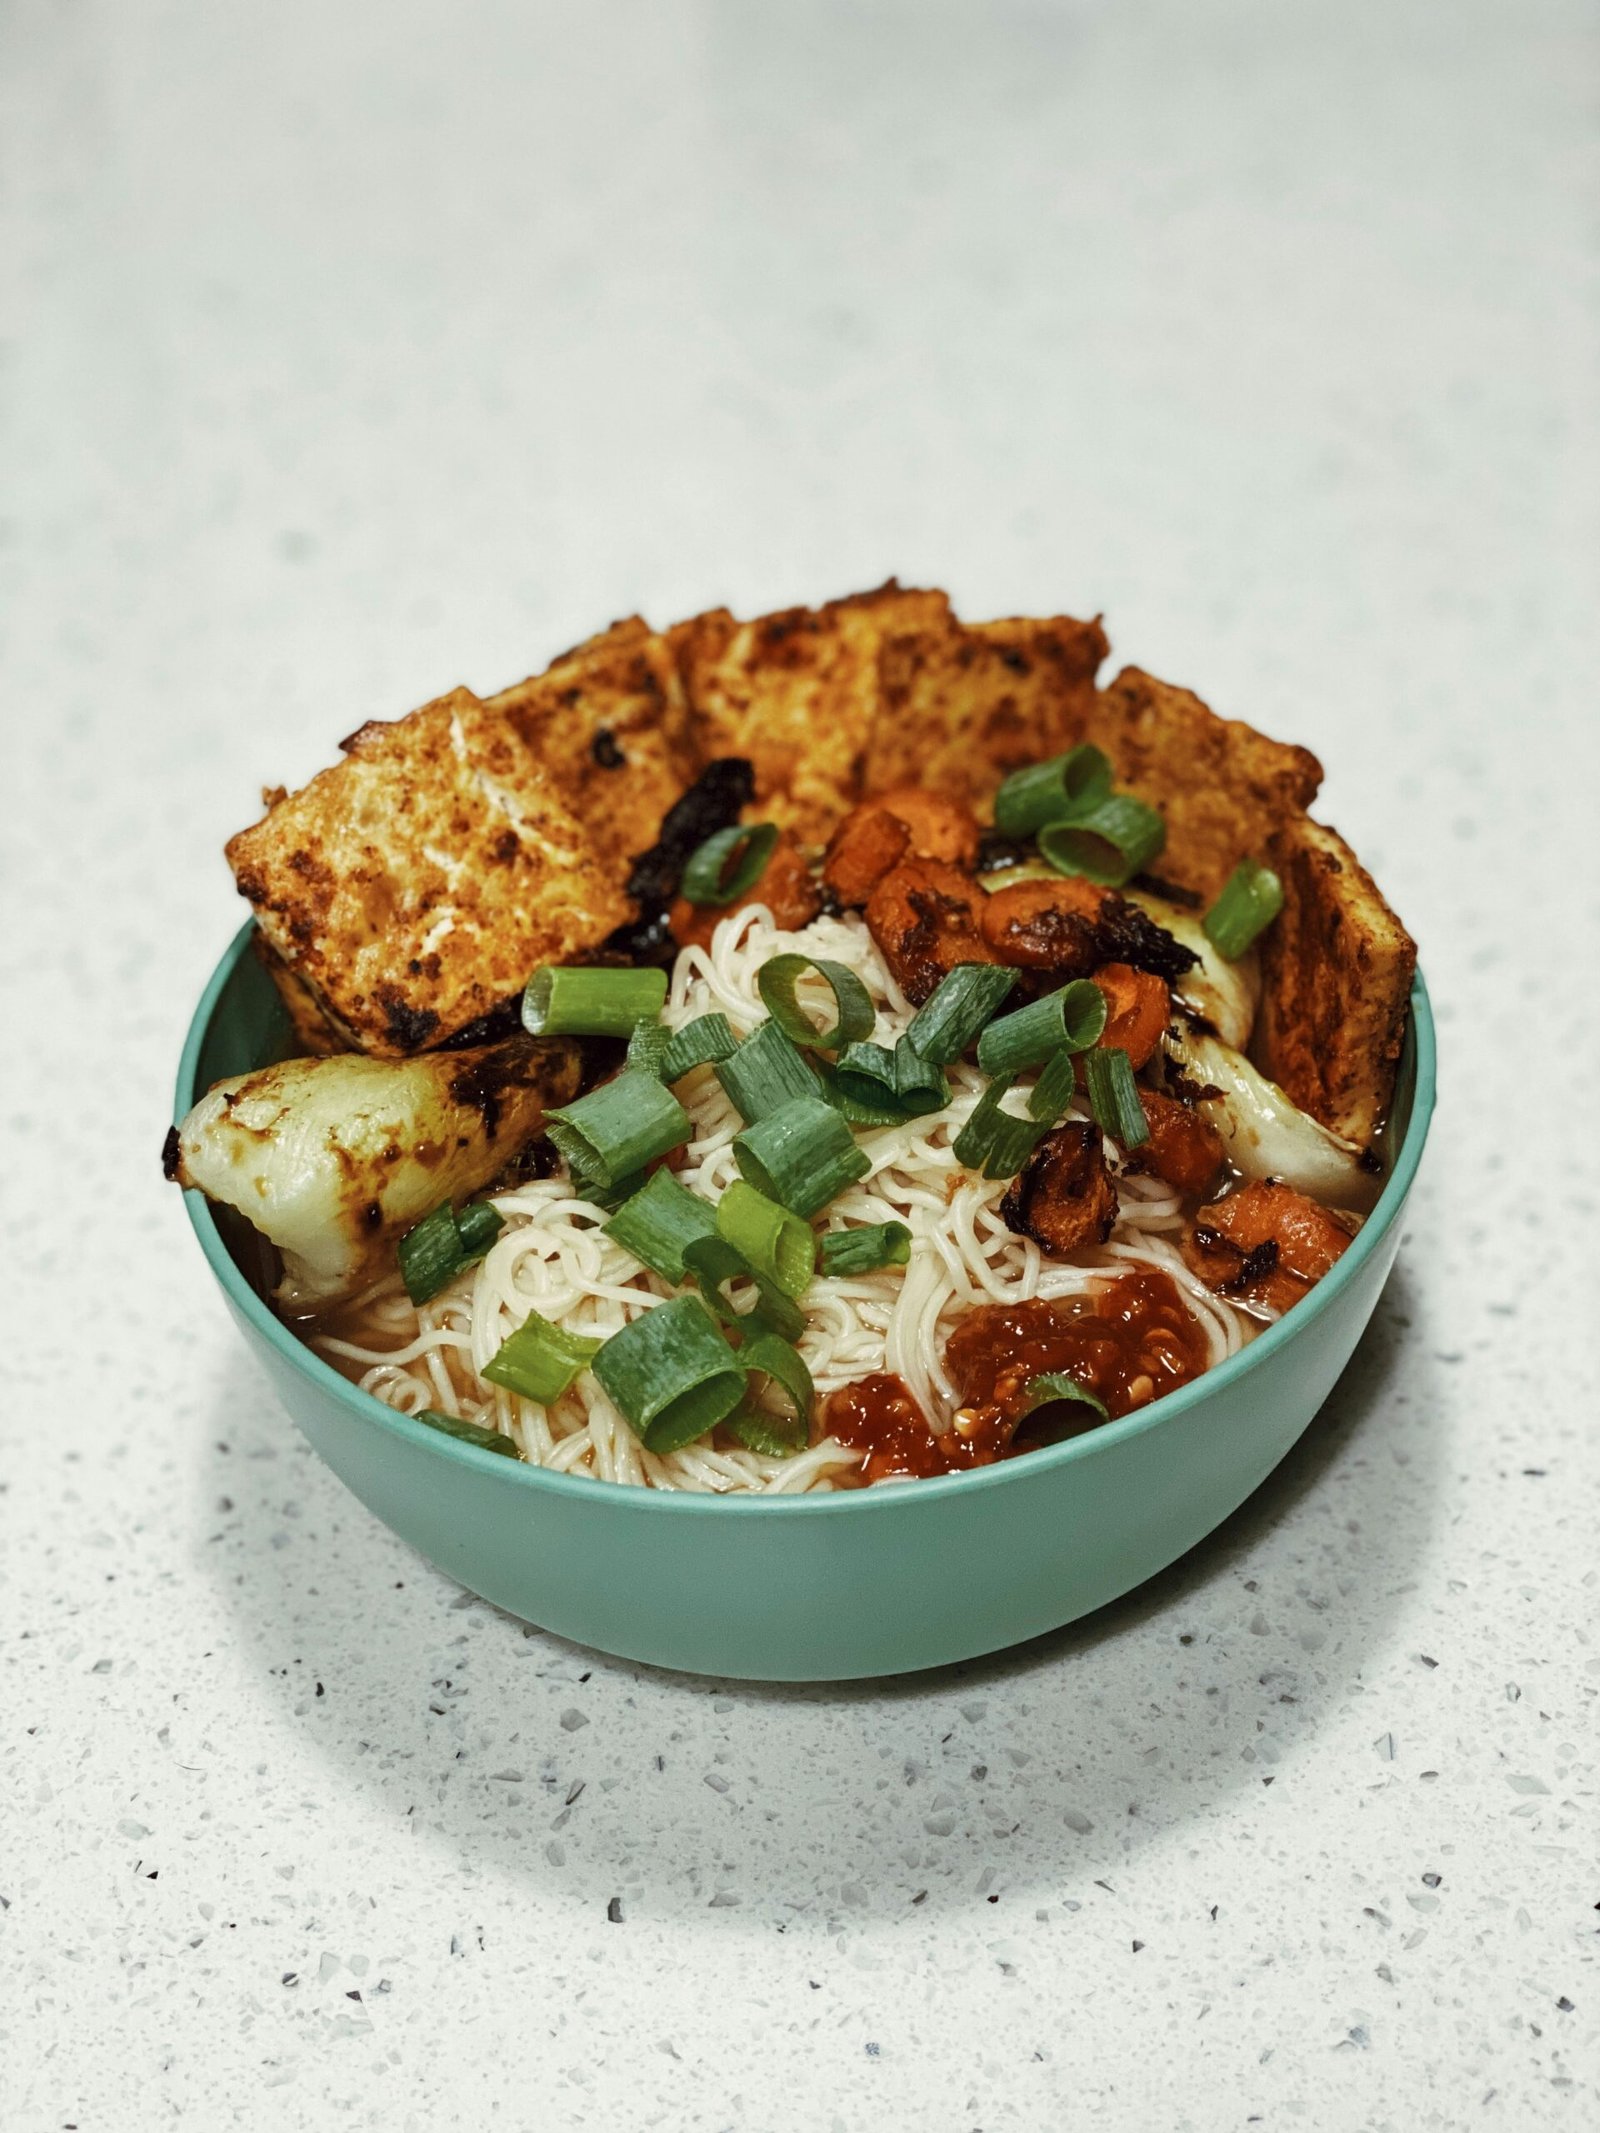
486, 617, 697, 874
1085, 667, 1324, 903
672, 582, 952, 845
227, 687, 629, 1056
1254, 814, 1417, 1148
866, 611, 1109, 805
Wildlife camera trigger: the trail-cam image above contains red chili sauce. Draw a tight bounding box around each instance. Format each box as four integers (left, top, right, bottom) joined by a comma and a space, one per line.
823, 1267, 1209, 1483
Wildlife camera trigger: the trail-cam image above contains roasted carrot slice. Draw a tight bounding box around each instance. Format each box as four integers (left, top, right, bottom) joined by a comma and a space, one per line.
865, 858, 998, 1005
1091, 962, 1170, 1071
822, 806, 912, 907
1183, 1178, 1357, 1315
998, 1121, 1118, 1256
1128, 1088, 1225, 1196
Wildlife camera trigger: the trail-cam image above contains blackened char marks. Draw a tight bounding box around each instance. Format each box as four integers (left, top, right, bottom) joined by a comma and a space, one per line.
1093, 897, 1197, 984
161, 1124, 182, 1180
437, 994, 525, 1050
373, 985, 441, 1054
591, 727, 626, 770
624, 758, 755, 910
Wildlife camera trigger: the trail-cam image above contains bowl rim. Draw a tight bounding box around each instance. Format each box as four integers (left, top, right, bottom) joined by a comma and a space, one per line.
177, 919, 1436, 1518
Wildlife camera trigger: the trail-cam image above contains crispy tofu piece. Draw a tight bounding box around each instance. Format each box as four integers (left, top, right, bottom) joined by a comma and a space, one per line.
1085, 667, 1324, 904
1253, 815, 1417, 1148
672, 582, 952, 845
866, 611, 1109, 805
486, 618, 698, 874
227, 687, 629, 1056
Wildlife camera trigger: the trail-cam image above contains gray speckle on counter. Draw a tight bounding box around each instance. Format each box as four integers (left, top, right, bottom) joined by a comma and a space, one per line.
3, 1, 1598, 2128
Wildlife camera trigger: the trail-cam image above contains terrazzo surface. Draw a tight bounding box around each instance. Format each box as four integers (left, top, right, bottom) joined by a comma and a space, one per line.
2, 2, 1596, 2127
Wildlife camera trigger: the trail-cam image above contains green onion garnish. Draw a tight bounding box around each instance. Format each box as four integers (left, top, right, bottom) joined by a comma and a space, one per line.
1038, 793, 1166, 887
603, 1168, 718, 1283
1027, 1046, 1080, 1124
1081, 1046, 1150, 1147
992, 744, 1114, 836
592, 1297, 748, 1454
951, 1075, 1050, 1180
681, 1235, 806, 1342
892, 1041, 951, 1115
818, 1222, 912, 1276
730, 1330, 814, 1453
733, 1095, 871, 1217
625, 1016, 670, 1077
1019, 1371, 1108, 1424
1202, 858, 1285, 959
681, 822, 780, 907
415, 1409, 522, 1458
481, 1312, 602, 1405
903, 964, 1019, 1067
716, 1180, 816, 1299
816, 1065, 910, 1130
975, 979, 1108, 1077
398, 1200, 504, 1305
756, 953, 875, 1054
659, 1012, 738, 1083
716, 1018, 821, 1123
546, 1071, 691, 1193
521, 964, 668, 1039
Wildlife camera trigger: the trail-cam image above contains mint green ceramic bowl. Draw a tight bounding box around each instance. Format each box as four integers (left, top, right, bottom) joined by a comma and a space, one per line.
177, 922, 1435, 1680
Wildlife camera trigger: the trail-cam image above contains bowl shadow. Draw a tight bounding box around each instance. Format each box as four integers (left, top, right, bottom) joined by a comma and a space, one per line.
193, 1263, 1443, 1925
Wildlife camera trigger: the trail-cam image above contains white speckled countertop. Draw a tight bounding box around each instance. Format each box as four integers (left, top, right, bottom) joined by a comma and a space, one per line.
3, 2, 1596, 2126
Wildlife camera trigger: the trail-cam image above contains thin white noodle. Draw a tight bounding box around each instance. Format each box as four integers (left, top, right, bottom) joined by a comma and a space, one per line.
315, 906, 1262, 1492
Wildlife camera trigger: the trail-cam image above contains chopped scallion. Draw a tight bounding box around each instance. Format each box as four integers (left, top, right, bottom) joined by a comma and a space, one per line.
1202, 858, 1285, 959
903, 964, 1018, 1067
681, 1235, 806, 1342
716, 1018, 820, 1123
951, 1075, 1050, 1180
716, 1180, 816, 1299
545, 1071, 691, 1192
681, 822, 779, 907
521, 964, 668, 1039
976, 979, 1108, 1077
481, 1312, 602, 1405
733, 1095, 870, 1217
659, 1012, 738, 1082
756, 953, 875, 1054
1019, 1371, 1108, 1424
1081, 1046, 1151, 1147
399, 1199, 503, 1305
592, 1296, 748, 1454
818, 1222, 912, 1277
731, 1330, 814, 1452
1027, 1046, 1080, 1124
603, 1168, 718, 1283
992, 744, 1114, 836
1038, 793, 1166, 887
625, 1016, 670, 1077
415, 1409, 522, 1458
453, 1201, 505, 1259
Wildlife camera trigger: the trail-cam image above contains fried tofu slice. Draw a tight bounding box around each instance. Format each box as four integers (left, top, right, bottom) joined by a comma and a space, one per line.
865, 611, 1109, 805
1084, 667, 1323, 904
1253, 815, 1417, 1148
671, 582, 952, 845
486, 618, 698, 875
227, 687, 628, 1056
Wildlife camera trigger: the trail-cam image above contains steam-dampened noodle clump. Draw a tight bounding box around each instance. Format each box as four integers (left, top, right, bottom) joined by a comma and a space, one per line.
171, 583, 1417, 1493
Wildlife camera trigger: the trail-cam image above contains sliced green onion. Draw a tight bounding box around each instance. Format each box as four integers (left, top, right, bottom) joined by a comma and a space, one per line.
1019, 1371, 1108, 1424
976, 979, 1108, 1076
592, 1296, 748, 1454
399, 1200, 503, 1306
603, 1168, 718, 1283
626, 1016, 670, 1077
1081, 1046, 1151, 1148
453, 1201, 505, 1259
828, 1039, 950, 1124
521, 964, 668, 1038
819, 1222, 912, 1276
1027, 1046, 1080, 1124
992, 744, 1114, 836
716, 1018, 820, 1123
734, 1095, 870, 1217
756, 953, 875, 1054
816, 1066, 910, 1130
681, 1235, 805, 1342
415, 1409, 521, 1458
659, 1012, 737, 1083
681, 822, 779, 907
546, 1071, 691, 1191
731, 1330, 814, 1451
716, 1180, 815, 1299
730, 1410, 802, 1457
1039, 794, 1166, 888
952, 1075, 1050, 1180
481, 1312, 602, 1404
904, 963, 1019, 1066
892, 1040, 951, 1115
1202, 858, 1285, 959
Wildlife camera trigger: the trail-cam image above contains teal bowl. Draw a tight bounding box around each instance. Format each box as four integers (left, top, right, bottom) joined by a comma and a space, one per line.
176, 923, 1435, 1681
